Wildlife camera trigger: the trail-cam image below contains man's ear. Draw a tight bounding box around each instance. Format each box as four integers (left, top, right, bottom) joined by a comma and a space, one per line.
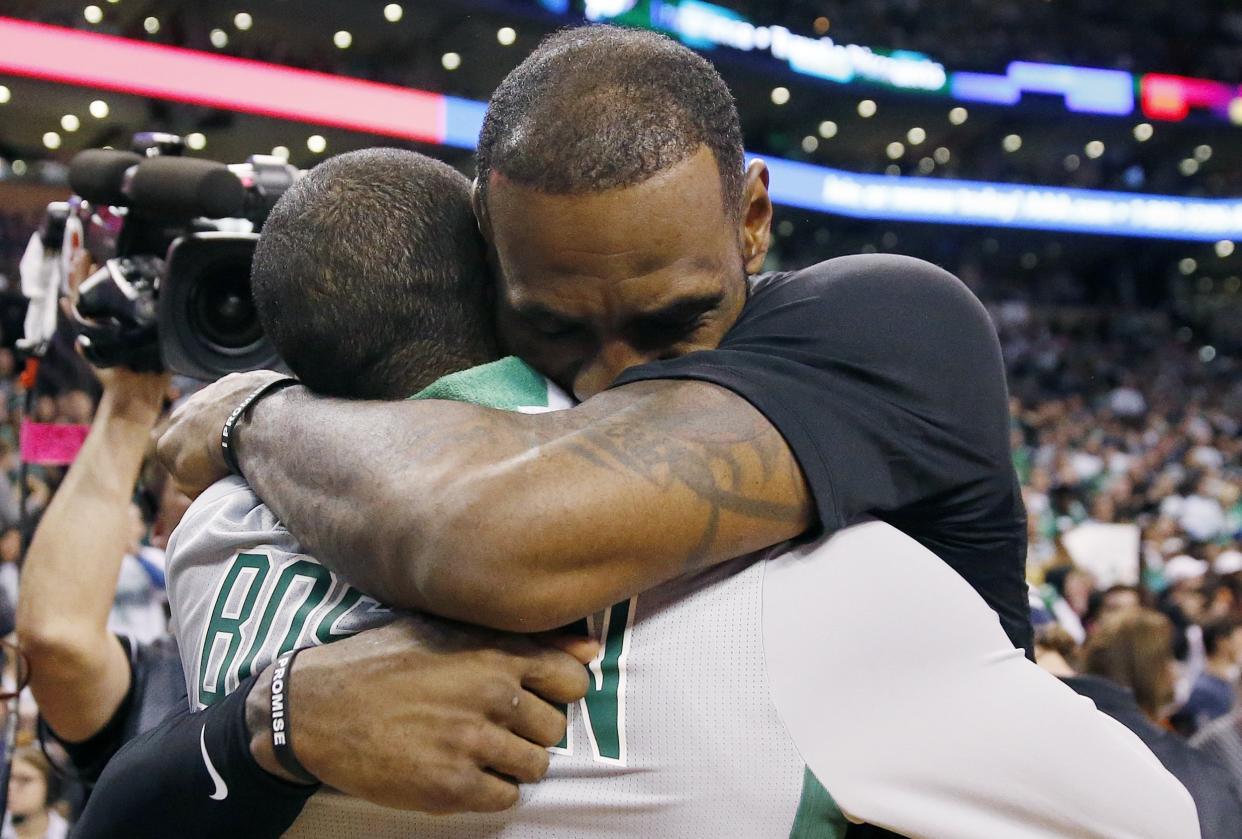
739, 160, 773, 274
471, 176, 493, 243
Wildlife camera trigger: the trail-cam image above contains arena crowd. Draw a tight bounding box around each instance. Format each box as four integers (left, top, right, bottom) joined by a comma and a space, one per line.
0, 196, 1236, 831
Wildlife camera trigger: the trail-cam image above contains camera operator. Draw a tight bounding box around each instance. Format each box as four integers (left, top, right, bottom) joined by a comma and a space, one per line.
15, 252, 184, 787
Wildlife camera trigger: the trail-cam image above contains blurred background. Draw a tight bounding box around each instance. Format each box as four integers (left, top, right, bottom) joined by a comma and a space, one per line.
0, 0, 1238, 832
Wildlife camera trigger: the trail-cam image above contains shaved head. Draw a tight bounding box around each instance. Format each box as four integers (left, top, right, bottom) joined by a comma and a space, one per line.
476, 25, 745, 221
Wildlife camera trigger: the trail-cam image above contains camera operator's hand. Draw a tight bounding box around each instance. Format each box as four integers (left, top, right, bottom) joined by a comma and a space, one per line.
245, 615, 595, 812
155, 369, 288, 497
64, 253, 171, 415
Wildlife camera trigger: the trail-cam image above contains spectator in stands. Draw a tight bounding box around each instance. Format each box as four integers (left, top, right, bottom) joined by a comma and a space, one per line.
1193, 712, 1242, 806
53, 390, 92, 425
1183, 617, 1242, 732
1032, 623, 1077, 677
1098, 584, 1144, 617
105, 502, 168, 645
1081, 609, 1177, 721
1058, 609, 1242, 837
0, 528, 20, 607
1, 745, 67, 839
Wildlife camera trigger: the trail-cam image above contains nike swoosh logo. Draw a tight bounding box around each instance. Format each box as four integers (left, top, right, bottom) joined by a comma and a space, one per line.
200, 724, 229, 801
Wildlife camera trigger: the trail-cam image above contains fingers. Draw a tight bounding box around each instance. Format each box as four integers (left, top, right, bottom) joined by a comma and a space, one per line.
520, 648, 590, 705
462, 771, 521, 813
416, 764, 520, 815
539, 633, 601, 665
507, 688, 569, 748
474, 725, 550, 785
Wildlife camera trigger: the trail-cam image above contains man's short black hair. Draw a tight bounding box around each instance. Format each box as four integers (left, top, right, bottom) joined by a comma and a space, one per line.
476, 24, 745, 220
251, 148, 495, 401
1202, 615, 1241, 657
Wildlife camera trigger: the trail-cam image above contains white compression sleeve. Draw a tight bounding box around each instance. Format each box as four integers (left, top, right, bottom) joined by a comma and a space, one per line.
763, 520, 1200, 839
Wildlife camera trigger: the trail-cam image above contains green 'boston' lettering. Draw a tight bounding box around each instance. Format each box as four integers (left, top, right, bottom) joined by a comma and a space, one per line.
198, 555, 340, 707
576, 597, 635, 763
234, 559, 333, 682
199, 552, 270, 706
315, 588, 365, 643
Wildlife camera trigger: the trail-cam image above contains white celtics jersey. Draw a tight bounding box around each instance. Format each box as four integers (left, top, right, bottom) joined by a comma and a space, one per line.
166, 358, 845, 838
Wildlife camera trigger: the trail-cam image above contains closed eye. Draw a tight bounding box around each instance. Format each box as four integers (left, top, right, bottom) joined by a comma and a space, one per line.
628, 314, 710, 351
515, 306, 589, 340
534, 320, 588, 340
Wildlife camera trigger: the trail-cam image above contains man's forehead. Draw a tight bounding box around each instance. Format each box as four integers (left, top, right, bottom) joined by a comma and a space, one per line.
505, 271, 726, 317
487, 148, 728, 235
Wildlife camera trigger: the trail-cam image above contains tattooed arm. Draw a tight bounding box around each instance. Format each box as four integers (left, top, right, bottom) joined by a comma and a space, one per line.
229, 378, 811, 631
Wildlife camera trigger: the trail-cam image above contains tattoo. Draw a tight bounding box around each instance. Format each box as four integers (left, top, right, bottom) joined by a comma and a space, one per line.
562, 382, 807, 569
245, 379, 809, 616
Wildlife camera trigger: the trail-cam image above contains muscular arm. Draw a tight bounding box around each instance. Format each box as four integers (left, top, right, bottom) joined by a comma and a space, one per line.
17, 373, 166, 741
236, 379, 811, 631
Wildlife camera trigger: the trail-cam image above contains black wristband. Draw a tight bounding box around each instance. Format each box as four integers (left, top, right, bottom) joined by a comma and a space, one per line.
221, 377, 298, 478
270, 648, 318, 785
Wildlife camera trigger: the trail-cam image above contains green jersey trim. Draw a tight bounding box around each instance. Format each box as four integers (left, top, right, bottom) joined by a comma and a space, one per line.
788, 767, 847, 839
410, 356, 549, 410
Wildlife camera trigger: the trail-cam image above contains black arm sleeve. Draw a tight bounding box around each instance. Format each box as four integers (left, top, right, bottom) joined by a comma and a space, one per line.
73, 674, 315, 839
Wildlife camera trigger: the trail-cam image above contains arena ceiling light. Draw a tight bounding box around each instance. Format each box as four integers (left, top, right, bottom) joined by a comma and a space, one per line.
3, 16, 1239, 242
0, 16, 452, 146
89, 99, 109, 118
948, 106, 968, 124
384, 4, 404, 23
209, 28, 228, 48
234, 12, 253, 31
817, 120, 837, 139
0, 85, 10, 104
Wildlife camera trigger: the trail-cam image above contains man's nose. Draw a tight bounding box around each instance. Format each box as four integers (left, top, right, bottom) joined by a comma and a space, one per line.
573, 341, 653, 401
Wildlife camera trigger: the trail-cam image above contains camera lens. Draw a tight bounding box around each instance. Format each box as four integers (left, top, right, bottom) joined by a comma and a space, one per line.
161, 232, 283, 380
187, 259, 264, 353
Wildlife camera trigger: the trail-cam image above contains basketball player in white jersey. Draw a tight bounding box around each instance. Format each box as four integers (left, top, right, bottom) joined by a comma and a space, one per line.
151, 149, 1194, 839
